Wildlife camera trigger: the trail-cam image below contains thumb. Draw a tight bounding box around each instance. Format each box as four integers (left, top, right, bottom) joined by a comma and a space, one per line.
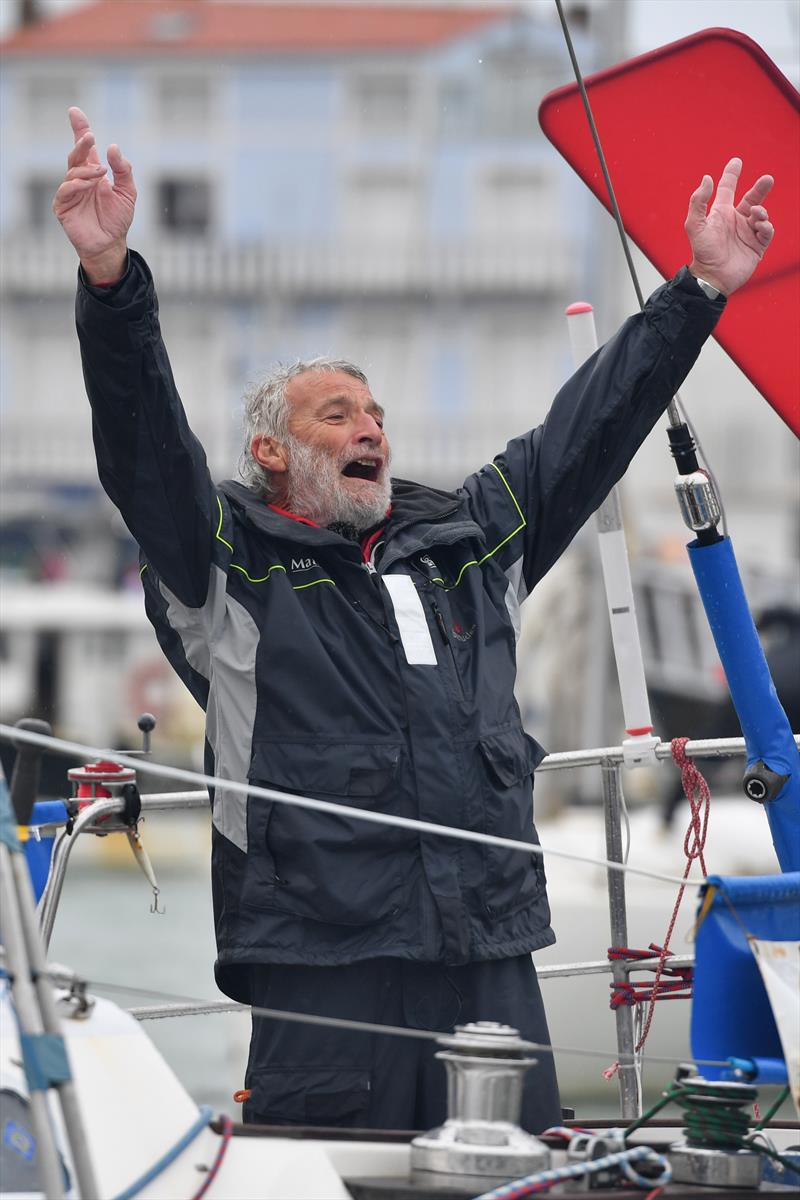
107, 144, 136, 192
684, 174, 713, 237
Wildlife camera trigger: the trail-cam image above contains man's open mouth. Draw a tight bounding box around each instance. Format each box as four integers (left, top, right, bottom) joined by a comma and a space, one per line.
341, 458, 382, 483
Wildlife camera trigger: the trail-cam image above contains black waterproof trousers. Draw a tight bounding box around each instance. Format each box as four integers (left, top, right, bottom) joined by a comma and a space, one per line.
243, 955, 561, 1133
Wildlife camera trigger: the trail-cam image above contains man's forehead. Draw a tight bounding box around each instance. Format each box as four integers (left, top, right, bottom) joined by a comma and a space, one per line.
287, 369, 375, 409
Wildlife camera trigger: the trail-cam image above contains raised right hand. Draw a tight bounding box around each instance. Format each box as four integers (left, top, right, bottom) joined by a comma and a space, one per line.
53, 107, 136, 283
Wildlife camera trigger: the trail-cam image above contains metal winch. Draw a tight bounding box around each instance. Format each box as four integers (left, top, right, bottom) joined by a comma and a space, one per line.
669, 1078, 763, 1190
410, 1021, 550, 1187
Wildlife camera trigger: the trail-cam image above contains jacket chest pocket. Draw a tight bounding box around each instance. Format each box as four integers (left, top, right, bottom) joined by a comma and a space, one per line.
477, 725, 547, 918
242, 739, 411, 926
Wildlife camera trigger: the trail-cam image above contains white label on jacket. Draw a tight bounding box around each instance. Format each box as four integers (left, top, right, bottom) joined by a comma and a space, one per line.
382, 573, 438, 666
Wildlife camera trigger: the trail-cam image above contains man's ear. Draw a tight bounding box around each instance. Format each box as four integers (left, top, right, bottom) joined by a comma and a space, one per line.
251, 434, 288, 475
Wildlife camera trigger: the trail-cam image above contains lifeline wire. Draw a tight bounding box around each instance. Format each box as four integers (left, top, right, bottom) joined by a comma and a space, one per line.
0, 723, 707, 890
73, 976, 732, 1070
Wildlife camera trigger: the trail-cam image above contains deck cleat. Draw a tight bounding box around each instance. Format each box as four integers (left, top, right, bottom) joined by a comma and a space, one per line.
410, 1021, 550, 1188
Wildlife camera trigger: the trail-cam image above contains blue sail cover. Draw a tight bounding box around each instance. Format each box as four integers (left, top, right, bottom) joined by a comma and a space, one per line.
691, 872, 800, 1083
688, 537, 800, 873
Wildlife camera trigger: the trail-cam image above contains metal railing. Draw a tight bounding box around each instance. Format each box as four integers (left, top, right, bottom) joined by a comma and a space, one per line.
29, 733, 780, 1120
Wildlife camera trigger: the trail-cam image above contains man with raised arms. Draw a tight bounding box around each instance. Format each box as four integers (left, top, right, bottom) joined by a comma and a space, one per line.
54, 106, 774, 1132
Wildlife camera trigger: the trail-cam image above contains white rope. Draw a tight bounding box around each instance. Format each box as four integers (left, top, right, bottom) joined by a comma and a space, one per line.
0, 723, 705, 888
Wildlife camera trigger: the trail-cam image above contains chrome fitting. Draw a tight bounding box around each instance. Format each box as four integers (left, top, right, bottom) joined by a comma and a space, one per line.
673, 469, 721, 532
567, 1130, 626, 1190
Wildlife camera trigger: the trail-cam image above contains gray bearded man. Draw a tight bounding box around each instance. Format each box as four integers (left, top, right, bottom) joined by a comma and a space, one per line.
54, 106, 774, 1131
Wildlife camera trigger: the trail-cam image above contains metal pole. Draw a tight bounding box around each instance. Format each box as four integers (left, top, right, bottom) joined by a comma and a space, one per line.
38, 796, 120, 949
10, 851, 100, 1197
0, 843, 66, 1199
601, 760, 640, 1118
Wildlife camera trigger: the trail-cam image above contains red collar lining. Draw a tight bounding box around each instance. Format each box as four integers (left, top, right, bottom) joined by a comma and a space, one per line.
361, 526, 386, 563
266, 504, 321, 528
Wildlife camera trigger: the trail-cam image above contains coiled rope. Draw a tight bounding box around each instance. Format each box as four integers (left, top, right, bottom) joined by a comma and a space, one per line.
624, 1078, 795, 1172
470, 1144, 671, 1199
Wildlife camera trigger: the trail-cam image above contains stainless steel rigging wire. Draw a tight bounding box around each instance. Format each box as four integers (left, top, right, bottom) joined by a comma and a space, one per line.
552, 0, 729, 536
0, 722, 710, 889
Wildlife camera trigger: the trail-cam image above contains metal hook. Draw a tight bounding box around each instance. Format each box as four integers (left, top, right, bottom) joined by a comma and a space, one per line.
150, 888, 165, 916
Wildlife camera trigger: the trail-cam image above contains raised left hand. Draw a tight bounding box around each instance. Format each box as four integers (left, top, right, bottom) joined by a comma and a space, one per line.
685, 158, 774, 297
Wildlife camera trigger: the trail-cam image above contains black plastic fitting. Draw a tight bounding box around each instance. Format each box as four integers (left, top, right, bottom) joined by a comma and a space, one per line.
667, 423, 700, 476
742, 760, 790, 805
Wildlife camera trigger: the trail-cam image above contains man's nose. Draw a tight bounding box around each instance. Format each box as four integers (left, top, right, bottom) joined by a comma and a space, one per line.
354, 412, 383, 442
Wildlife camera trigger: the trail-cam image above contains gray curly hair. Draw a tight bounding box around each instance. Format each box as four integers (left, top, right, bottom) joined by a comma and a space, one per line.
238, 357, 370, 498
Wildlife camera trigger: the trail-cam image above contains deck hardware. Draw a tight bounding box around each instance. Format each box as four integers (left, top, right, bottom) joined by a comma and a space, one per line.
743, 760, 790, 805
410, 1021, 550, 1186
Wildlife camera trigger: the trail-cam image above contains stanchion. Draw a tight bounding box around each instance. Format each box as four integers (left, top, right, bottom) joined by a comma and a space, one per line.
601, 760, 640, 1118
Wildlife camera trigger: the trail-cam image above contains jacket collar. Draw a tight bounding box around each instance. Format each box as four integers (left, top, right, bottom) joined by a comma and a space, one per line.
219, 477, 463, 546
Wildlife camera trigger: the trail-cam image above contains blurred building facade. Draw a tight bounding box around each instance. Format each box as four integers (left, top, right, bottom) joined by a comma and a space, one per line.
0, 0, 608, 585
1, 1, 796, 756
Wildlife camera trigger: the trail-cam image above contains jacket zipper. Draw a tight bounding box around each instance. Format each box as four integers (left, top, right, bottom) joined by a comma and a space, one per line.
431, 600, 466, 701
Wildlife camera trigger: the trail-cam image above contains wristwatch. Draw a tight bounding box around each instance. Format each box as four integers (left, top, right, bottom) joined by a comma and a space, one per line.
692, 275, 721, 300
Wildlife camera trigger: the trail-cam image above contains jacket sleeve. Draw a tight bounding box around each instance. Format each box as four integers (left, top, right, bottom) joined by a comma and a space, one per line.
461, 267, 726, 601
75, 251, 216, 608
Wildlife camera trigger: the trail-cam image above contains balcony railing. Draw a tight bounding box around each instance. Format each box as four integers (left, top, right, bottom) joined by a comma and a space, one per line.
0, 232, 578, 296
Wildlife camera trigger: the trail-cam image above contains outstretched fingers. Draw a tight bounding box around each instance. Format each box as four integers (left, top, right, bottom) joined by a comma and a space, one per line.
107, 144, 132, 181
67, 106, 101, 166
737, 174, 774, 215
684, 175, 713, 236
68, 106, 90, 141
106, 144, 137, 198
52, 177, 101, 214
67, 131, 97, 169
749, 206, 775, 249
713, 157, 742, 208
65, 162, 107, 183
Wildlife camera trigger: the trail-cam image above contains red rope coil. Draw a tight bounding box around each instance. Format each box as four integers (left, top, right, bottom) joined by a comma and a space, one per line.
606, 738, 711, 1063
609, 942, 693, 1009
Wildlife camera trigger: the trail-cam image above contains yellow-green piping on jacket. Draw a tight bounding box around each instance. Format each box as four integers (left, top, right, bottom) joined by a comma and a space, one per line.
434, 462, 526, 591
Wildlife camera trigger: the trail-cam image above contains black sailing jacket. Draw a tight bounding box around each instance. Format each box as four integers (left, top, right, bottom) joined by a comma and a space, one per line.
76, 253, 723, 1002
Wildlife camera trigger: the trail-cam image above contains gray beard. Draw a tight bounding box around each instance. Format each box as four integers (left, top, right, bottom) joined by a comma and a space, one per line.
284, 435, 392, 531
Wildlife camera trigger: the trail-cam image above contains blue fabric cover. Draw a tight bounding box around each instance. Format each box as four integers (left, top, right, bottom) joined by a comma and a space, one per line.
24, 801, 68, 902
691, 872, 800, 1083
688, 537, 800, 872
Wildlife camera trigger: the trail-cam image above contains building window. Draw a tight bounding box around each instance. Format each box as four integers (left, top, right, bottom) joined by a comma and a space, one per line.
477, 169, 548, 237
481, 51, 542, 140
438, 79, 473, 140
24, 177, 62, 231
156, 178, 212, 234
156, 75, 211, 130
350, 72, 414, 136
346, 170, 422, 239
